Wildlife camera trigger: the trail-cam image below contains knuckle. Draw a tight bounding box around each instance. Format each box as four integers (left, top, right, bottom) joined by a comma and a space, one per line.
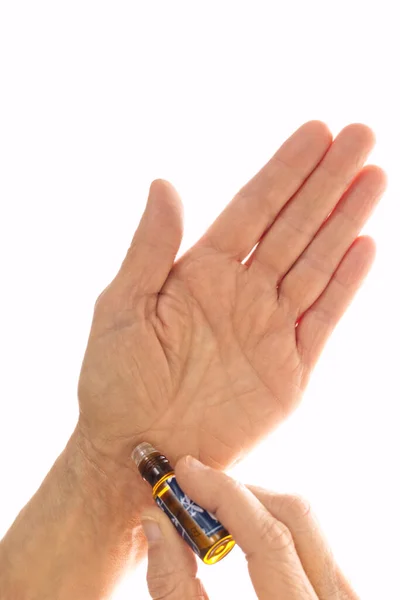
94, 293, 104, 310
147, 561, 179, 600
147, 569, 205, 600
266, 519, 294, 552
189, 578, 209, 600
253, 508, 294, 554
279, 493, 312, 522
94, 285, 113, 311
224, 476, 250, 501
226, 477, 247, 495
301, 250, 336, 278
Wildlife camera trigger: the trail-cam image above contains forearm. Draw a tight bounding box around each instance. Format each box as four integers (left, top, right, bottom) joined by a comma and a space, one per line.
0, 426, 149, 600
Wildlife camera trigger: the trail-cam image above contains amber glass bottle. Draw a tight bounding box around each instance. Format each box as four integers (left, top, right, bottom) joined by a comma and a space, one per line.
132, 442, 235, 565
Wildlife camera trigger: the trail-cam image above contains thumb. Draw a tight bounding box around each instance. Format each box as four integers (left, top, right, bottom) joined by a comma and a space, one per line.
141, 507, 209, 600
117, 179, 183, 295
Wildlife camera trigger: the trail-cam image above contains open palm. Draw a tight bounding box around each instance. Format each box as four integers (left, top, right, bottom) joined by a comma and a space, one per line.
77, 121, 386, 471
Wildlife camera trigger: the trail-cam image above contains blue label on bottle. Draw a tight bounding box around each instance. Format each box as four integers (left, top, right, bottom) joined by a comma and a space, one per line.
155, 476, 225, 555
155, 495, 202, 557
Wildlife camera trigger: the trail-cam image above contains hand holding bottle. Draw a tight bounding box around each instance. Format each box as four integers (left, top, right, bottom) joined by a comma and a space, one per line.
142, 456, 359, 599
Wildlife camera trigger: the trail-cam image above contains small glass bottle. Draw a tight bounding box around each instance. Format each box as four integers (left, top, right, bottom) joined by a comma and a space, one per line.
132, 442, 235, 565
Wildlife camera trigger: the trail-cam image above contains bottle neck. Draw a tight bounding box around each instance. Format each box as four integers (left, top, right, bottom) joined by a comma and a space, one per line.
138, 452, 174, 488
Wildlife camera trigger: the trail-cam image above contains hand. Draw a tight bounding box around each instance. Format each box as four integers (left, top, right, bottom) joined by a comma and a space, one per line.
77, 121, 386, 473
142, 456, 359, 599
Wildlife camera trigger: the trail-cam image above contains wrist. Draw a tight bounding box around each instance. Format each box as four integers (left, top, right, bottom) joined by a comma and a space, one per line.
0, 426, 153, 600
71, 423, 153, 518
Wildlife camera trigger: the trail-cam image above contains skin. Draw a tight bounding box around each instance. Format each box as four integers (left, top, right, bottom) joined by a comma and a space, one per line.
143, 456, 360, 599
0, 121, 386, 599
77, 120, 385, 473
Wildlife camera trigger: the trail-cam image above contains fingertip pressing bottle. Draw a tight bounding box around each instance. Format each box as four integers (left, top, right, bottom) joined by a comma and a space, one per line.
132, 442, 236, 565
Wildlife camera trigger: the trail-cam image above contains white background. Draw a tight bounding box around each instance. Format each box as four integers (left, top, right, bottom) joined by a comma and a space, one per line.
0, 2, 399, 599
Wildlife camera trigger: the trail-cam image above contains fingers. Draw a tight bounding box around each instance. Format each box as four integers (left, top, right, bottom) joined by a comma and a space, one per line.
196, 120, 332, 260
247, 486, 359, 599
114, 179, 183, 296
279, 164, 387, 316
141, 506, 209, 600
249, 123, 376, 280
296, 235, 376, 371
175, 456, 318, 599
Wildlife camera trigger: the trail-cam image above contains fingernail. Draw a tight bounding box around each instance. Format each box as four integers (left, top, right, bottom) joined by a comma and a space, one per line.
142, 518, 163, 542
184, 455, 206, 470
